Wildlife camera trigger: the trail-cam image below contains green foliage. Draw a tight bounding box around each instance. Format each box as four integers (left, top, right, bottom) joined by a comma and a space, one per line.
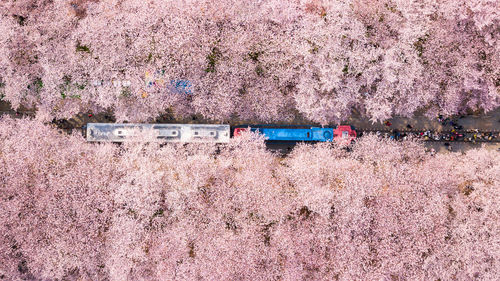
59, 75, 83, 99
148, 208, 165, 229
237, 84, 248, 97
27, 78, 43, 94
385, 3, 397, 13
61, 93, 80, 99
306, 39, 320, 54
75, 83, 86, 90
151, 208, 164, 219
34, 78, 43, 90
342, 64, 349, 74
120, 87, 131, 98
413, 34, 429, 58
13, 15, 26, 26
76, 42, 91, 53
205, 47, 222, 73
60, 76, 70, 98
255, 64, 265, 76
320, 8, 327, 18
127, 208, 138, 220
248, 51, 263, 62
365, 25, 374, 37
63, 75, 72, 85
478, 50, 487, 61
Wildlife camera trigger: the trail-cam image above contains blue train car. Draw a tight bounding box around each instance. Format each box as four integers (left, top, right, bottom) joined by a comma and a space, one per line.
234, 126, 334, 142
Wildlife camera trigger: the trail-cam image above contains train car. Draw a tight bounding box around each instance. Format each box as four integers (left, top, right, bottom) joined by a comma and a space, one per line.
233, 126, 335, 142
234, 125, 357, 143
86, 123, 230, 143
333, 125, 357, 143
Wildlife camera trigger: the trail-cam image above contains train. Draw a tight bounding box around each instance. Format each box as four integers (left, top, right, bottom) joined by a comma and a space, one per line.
86, 123, 230, 143
85, 123, 357, 143
233, 125, 357, 142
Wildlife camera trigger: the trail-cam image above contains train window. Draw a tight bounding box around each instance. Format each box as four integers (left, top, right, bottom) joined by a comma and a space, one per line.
194, 131, 199, 135
210, 131, 215, 135
307, 132, 310, 138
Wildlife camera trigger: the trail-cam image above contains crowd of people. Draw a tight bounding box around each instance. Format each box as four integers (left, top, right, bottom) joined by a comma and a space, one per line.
381, 129, 499, 142
369, 114, 500, 151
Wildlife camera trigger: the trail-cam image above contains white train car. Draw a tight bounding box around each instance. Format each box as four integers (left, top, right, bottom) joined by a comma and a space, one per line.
86, 123, 230, 143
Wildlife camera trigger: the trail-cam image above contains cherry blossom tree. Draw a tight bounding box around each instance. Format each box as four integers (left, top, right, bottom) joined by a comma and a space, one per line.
2, 118, 499, 280
417, 13, 500, 117
1, 0, 498, 123
0, 116, 118, 280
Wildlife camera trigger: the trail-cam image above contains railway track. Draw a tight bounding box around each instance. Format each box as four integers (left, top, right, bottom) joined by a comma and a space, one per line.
1, 110, 499, 143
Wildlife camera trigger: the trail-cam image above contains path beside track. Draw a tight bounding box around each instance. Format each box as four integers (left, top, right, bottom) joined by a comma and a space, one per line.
2, 101, 499, 133
346, 107, 500, 133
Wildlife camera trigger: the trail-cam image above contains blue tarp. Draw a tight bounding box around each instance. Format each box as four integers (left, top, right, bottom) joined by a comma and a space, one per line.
170, 79, 192, 95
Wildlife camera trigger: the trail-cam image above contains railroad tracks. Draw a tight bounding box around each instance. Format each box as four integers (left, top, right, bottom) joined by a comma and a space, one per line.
1, 110, 499, 143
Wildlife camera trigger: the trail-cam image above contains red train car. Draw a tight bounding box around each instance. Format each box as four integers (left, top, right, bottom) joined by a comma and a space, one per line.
333, 125, 357, 143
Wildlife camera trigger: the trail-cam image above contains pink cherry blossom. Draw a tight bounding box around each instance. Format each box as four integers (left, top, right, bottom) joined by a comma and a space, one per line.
1, 0, 498, 123
1, 118, 499, 279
